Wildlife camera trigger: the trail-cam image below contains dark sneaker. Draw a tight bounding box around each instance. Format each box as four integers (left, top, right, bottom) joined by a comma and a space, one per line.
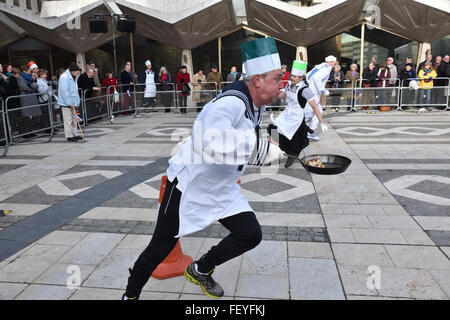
74, 136, 83, 140
284, 157, 296, 168
121, 293, 139, 300
184, 263, 224, 299
67, 137, 78, 142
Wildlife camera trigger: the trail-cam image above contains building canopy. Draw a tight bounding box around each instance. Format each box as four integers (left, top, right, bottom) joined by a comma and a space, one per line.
0, 0, 448, 52
245, 0, 450, 46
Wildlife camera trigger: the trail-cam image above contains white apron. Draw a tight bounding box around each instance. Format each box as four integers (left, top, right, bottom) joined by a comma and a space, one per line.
167, 95, 258, 238
270, 81, 305, 140
144, 71, 156, 98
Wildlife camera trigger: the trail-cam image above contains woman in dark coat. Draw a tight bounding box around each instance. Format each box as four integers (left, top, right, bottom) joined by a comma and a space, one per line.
176, 66, 190, 113
158, 67, 173, 113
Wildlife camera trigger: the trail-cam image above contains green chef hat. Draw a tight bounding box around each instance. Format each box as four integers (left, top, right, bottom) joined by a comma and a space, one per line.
291, 60, 307, 76
240, 37, 281, 76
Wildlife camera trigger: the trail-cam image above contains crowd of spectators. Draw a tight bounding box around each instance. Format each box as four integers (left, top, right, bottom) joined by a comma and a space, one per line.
0, 53, 449, 142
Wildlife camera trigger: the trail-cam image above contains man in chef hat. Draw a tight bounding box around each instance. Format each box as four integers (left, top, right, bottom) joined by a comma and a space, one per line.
140, 59, 157, 112
304, 55, 337, 141
122, 37, 286, 300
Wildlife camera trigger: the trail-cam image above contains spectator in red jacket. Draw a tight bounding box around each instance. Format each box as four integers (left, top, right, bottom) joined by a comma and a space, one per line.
102, 72, 119, 108
281, 64, 290, 88
176, 66, 190, 113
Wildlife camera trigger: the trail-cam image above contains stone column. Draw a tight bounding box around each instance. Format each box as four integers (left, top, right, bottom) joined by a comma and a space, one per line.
417, 42, 431, 68
76, 53, 86, 72
296, 46, 308, 62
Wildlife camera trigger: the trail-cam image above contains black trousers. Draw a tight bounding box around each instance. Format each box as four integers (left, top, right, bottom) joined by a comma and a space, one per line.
125, 178, 262, 297
267, 119, 310, 157
178, 95, 187, 113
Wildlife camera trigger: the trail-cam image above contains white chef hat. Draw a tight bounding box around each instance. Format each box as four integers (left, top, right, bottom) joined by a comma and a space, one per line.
325, 55, 337, 62
145, 60, 151, 66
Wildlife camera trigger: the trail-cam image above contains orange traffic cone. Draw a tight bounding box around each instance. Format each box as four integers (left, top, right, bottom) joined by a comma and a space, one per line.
152, 175, 193, 280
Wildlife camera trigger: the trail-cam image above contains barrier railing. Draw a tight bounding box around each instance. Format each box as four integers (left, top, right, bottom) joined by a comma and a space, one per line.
354, 78, 402, 111
175, 82, 218, 112
323, 80, 354, 112
82, 87, 110, 123
132, 82, 176, 114
0, 98, 8, 157
5, 92, 54, 144
0, 77, 449, 153
219, 81, 233, 90
107, 83, 138, 119
400, 77, 450, 111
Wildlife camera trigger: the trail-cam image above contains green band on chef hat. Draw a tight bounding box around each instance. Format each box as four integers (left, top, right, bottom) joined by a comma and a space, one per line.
240, 37, 281, 76
291, 60, 307, 76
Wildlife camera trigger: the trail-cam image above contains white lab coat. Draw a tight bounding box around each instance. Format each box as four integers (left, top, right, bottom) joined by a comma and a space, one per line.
167, 95, 259, 238
270, 81, 312, 140
304, 62, 331, 130
144, 71, 156, 98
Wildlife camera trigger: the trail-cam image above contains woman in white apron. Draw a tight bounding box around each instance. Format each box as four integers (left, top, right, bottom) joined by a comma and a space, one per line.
269, 60, 328, 168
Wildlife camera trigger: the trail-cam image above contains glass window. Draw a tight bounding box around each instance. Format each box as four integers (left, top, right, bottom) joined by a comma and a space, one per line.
221, 28, 264, 76
192, 39, 218, 75
308, 25, 361, 72
86, 34, 182, 83
363, 25, 420, 72
6, 37, 74, 77
276, 40, 297, 71
431, 35, 450, 59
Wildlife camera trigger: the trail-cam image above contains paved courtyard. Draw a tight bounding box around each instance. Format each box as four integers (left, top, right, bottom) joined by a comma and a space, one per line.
0, 109, 449, 300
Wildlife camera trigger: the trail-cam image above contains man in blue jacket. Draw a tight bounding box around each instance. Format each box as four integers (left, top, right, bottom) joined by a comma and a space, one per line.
58, 62, 82, 142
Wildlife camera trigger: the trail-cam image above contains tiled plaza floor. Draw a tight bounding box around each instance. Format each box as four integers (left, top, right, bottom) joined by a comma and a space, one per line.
0, 109, 449, 300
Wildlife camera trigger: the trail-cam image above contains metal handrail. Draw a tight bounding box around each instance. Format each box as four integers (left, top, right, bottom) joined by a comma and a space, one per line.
4, 91, 54, 144
0, 98, 8, 157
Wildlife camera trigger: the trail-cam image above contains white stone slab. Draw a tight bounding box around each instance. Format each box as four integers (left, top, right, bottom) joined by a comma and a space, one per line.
37, 231, 89, 246
367, 216, 421, 230
385, 245, 450, 270
236, 274, 289, 299
414, 216, 450, 231
324, 215, 372, 228
289, 258, 345, 300
288, 242, 333, 259
332, 243, 395, 267
58, 233, 125, 265
0, 282, 28, 300
0, 257, 52, 283
327, 228, 356, 243
34, 263, 97, 286
351, 228, 408, 244
83, 248, 142, 289
15, 284, 75, 300
240, 241, 287, 276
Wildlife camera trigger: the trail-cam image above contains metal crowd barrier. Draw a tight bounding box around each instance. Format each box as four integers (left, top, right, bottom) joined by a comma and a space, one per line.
399, 77, 450, 111
132, 82, 177, 114
0, 98, 8, 157
323, 80, 354, 112
354, 78, 402, 111
4, 92, 54, 145
82, 87, 110, 123
175, 82, 218, 112
107, 83, 138, 120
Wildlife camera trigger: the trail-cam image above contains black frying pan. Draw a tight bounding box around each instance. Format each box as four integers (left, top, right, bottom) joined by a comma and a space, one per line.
286, 154, 352, 175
